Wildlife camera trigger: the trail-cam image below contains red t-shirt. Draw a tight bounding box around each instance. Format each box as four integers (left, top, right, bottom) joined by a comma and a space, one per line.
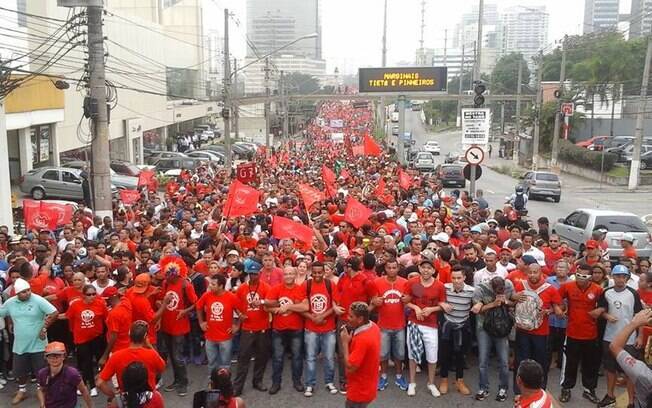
160, 279, 198, 336
507, 269, 528, 286
513, 280, 562, 336
346, 322, 381, 403
66, 297, 108, 345
542, 247, 564, 275
125, 288, 158, 345
516, 389, 553, 408
337, 272, 378, 321
266, 284, 306, 331
29, 271, 50, 296
236, 281, 271, 331
623, 246, 638, 259
43, 278, 66, 312
302, 279, 339, 333
195, 291, 241, 342
434, 259, 452, 284
405, 277, 446, 328
58, 286, 84, 308
259, 267, 284, 287
98, 347, 165, 391
559, 281, 603, 340
373, 276, 407, 330
106, 298, 133, 352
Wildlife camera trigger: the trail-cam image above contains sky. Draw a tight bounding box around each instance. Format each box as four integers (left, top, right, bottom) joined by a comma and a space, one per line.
209, 0, 633, 75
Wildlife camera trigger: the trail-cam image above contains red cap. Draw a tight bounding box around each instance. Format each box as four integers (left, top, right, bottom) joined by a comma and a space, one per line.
207, 222, 219, 231
102, 286, 119, 298
45, 341, 66, 355
585, 240, 599, 250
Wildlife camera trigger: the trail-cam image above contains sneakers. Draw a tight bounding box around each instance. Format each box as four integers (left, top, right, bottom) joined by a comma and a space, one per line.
90, 387, 98, 397
156, 378, 164, 390
427, 383, 441, 397
12, 390, 27, 405
597, 394, 616, 408
304, 386, 313, 397
163, 382, 178, 392
377, 376, 388, 391
456, 379, 471, 395
582, 389, 599, 404
0, 377, 7, 385
395, 376, 409, 391
560, 388, 571, 403
326, 383, 338, 394
407, 383, 417, 396
177, 385, 188, 397
496, 388, 507, 402
339, 383, 347, 395
439, 378, 449, 394
475, 389, 489, 401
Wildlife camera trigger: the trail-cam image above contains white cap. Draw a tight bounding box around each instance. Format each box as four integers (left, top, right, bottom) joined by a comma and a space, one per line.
227, 250, 240, 257
487, 218, 498, 225
14, 278, 30, 294
621, 233, 635, 243
433, 232, 449, 244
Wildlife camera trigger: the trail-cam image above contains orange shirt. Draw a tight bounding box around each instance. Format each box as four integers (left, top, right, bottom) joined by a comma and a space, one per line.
236, 281, 271, 332
346, 322, 381, 403
66, 297, 108, 345
266, 283, 306, 331
623, 246, 638, 259
98, 347, 165, 391
106, 298, 133, 352
195, 291, 242, 342
29, 271, 50, 296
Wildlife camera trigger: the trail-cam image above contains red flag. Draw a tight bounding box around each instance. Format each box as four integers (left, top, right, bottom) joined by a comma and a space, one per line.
119, 189, 141, 205
23, 200, 58, 231
321, 165, 336, 186
166, 181, 180, 195
224, 179, 261, 218
138, 169, 157, 190
352, 145, 364, 156
41, 201, 73, 226
374, 178, 386, 197
344, 196, 373, 228
272, 216, 314, 244
340, 168, 351, 180
298, 184, 325, 210
398, 168, 412, 190
363, 134, 382, 156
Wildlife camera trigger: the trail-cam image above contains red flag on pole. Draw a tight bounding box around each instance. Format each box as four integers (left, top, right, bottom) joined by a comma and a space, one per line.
41, 201, 74, 226
344, 196, 373, 228
398, 168, 412, 190
138, 169, 157, 190
321, 165, 336, 185
166, 181, 180, 195
224, 179, 261, 218
272, 216, 314, 243
363, 134, 382, 156
298, 184, 325, 210
23, 200, 58, 231
119, 189, 141, 205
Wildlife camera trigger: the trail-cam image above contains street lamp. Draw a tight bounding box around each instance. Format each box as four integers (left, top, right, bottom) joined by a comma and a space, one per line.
232, 33, 318, 78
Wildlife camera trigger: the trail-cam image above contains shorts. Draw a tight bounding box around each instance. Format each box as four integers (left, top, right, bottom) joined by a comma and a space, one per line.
13, 352, 45, 380
381, 329, 406, 361
408, 324, 438, 364
602, 341, 639, 373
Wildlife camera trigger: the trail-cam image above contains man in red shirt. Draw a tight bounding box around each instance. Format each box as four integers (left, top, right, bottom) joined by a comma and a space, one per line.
371, 258, 408, 391
515, 360, 553, 408
558, 263, 603, 404
125, 273, 170, 346
233, 258, 272, 396
542, 234, 564, 275
99, 287, 132, 367
265, 266, 308, 394
196, 273, 243, 373
259, 251, 284, 286
339, 301, 381, 408
512, 263, 563, 396
405, 258, 449, 398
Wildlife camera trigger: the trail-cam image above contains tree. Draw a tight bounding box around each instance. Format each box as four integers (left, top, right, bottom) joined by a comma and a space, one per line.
284, 72, 320, 95
491, 53, 531, 94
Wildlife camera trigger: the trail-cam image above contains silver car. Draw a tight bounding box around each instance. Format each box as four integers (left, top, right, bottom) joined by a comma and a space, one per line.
62, 161, 138, 190
554, 209, 652, 260
518, 171, 561, 202
19, 167, 118, 200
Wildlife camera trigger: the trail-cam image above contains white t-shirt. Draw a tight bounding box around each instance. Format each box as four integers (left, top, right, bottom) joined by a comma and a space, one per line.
523, 246, 546, 266
473, 265, 508, 287
91, 279, 116, 296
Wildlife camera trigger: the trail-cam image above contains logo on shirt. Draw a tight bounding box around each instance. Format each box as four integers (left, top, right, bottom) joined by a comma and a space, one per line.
310, 294, 328, 314
166, 291, 180, 311
80, 309, 95, 329
210, 301, 224, 321
613, 300, 623, 310
246, 292, 260, 311
382, 289, 402, 304
588, 293, 595, 300
278, 296, 293, 316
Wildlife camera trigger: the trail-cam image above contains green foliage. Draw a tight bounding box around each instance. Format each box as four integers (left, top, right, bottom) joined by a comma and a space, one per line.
557, 139, 617, 172
491, 53, 531, 94
284, 72, 320, 95
423, 100, 457, 125
525, 101, 585, 152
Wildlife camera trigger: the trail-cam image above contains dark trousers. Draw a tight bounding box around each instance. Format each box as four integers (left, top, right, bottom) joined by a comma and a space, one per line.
514, 331, 549, 395
76, 336, 106, 388
159, 332, 188, 387
439, 329, 470, 380
345, 401, 370, 408
271, 329, 303, 386
233, 330, 271, 392
547, 327, 566, 369
561, 337, 600, 391
336, 319, 347, 385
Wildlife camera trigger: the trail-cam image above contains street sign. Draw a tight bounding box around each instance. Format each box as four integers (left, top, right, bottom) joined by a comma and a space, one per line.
236, 162, 257, 184
561, 102, 574, 117
463, 164, 483, 181
462, 108, 491, 149
358, 67, 448, 93
465, 146, 485, 165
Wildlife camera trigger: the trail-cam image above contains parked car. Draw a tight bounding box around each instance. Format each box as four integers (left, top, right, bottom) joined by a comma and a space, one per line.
608, 142, 652, 162
19, 167, 117, 200
626, 150, 652, 170
110, 160, 141, 177
146, 151, 189, 165
61, 161, 138, 190
554, 209, 652, 260
422, 141, 441, 155
603, 136, 638, 152
518, 171, 562, 202
151, 157, 207, 177
576, 136, 609, 150
186, 150, 225, 163
435, 163, 465, 187
413, 152, 436, 172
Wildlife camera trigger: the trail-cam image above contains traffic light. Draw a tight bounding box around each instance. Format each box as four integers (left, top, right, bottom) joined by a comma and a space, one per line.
473, 80, 486, 108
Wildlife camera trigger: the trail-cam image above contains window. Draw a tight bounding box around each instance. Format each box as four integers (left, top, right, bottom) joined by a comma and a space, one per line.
565, 212, 581, 226
62, 171, 79, 183
594, 216, 647, 233
576, 213, 589, 230
536, 173, 559, 182
16, 0, 27, 27
42, 170, 59, 181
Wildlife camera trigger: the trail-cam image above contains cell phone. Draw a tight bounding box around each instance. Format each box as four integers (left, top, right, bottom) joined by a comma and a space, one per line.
205, 390, 222, 408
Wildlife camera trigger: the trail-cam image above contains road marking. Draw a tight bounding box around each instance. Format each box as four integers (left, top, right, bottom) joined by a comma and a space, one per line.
486, 189, 495, 194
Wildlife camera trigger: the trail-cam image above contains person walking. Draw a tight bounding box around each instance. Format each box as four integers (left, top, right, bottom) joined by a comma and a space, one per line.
36, 342, 92, 408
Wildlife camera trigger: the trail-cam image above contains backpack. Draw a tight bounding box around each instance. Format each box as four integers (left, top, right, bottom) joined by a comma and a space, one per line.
306, 279, 333, 310
482, 304, 514, 338
514, 193, 526, 211
514, 281, 550, 331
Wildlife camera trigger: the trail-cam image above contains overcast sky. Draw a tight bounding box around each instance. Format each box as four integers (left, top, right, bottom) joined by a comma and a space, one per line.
211, 0, 633, 75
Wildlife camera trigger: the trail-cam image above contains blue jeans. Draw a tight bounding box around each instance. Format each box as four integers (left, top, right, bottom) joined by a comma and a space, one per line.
514, 331, 549, 395
271, 329, 304, 385
205, 339, 233, 373
304, 330, 336, 387
477, 326, 509, 392
380, 329, 406, 361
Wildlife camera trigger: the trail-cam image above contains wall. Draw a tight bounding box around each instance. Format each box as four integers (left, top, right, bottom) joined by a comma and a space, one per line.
5, 76, 65, 113
572, 118, 652, 141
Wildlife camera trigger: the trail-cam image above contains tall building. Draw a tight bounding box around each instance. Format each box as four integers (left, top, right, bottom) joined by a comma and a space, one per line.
452, 3, 498, 48
629, 0, 652, 38
499, 6, 548, 68
583, 0, 620, 34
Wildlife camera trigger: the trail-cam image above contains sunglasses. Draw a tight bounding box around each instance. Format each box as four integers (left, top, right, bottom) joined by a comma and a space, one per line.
85, 292, 97, 296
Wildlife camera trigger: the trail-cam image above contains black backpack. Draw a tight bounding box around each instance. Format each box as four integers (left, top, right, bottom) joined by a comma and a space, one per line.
514, 193, 526, 211
482, 304, 514, 338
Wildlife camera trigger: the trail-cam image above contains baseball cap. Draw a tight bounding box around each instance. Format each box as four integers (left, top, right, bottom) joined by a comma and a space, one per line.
470, 225, 482, 234
207, 222, 219, 231
612, 264, 630, 276
44, 342, 66, 356
14, 278, 30, 294
133, 273, 151, 294
227, 250, 240, 257
433, 232, 449, 244
149, 264, 161, 275
420, 249, 436, 261
521, 255, 538, 265
101, 286, 119, 298
244, 258, 262, 274
499, 247, 512, 254
419, 258, 434, 267
585, 240, 599, 250
487, 218, 498, 226
621, 233, 635, 243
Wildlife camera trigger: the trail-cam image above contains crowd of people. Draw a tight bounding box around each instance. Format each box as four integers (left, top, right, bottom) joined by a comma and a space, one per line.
0, 99, 651, 408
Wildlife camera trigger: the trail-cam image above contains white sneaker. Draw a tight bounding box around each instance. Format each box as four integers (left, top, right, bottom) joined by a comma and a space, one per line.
90, 387, 98, 397
304, 386, 313, 397
0, 378, 7, 385
427, 383, 441, 397
407, 383, 416, 396
326, 383, 338, 395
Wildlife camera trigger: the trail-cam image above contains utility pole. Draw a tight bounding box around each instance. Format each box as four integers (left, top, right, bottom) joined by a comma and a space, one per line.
232, 58, 239, 141
87, 4, 111, 217
281, 70, 289, 140
551, 35, 567, 168
473, 0, 484, 83
513, 58, 522, 164
222, 8, 232, 170
379, 0, 388, 139
443, 29, 448, 66
532, 51, 543, 170
629, 31, 652, 190
397, 95, 406, 165
264, 57, 271, 149
456, 44, 465, 127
